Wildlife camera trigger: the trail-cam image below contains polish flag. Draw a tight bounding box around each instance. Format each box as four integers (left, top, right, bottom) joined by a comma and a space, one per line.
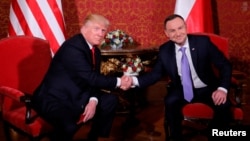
8, 0, 66, 54
174, 0, 214, 33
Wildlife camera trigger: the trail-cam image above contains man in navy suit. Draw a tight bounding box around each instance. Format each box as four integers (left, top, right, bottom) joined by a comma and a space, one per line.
32, 14, 132, 141
131, 14, 232, 140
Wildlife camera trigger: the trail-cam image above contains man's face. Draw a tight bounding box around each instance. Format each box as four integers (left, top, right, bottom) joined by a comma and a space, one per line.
82, 21, 108, 46
164, 17, 187, 46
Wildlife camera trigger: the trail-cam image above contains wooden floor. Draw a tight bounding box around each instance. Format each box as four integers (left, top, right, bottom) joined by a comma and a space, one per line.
1, 77, 250, 141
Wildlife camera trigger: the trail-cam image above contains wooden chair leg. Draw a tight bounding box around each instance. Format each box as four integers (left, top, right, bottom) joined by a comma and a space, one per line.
3, 121, 12, 141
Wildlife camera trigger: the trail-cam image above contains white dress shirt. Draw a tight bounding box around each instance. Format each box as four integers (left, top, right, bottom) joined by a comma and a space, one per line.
175, 38, 207, 89
175, 38, 227, 93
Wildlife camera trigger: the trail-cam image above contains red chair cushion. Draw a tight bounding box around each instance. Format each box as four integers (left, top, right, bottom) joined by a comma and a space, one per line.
3, 107, 53, 137
183, 103, 244, 121
182, 103, 214, 119
231, 107, 244, 120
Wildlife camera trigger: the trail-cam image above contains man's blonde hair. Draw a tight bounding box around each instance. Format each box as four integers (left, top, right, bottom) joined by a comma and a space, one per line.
83, 13, 110, 27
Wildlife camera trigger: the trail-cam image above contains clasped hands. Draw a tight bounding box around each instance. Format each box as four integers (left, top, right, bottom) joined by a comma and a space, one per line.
120, 75, 134, 90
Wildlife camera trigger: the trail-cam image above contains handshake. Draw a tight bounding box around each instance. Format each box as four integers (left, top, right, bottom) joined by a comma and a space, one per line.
119, 75, 135, 90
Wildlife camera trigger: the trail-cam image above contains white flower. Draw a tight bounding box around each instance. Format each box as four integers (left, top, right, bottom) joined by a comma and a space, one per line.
134, 62, 139, 67
128, 37, 133, 43
121, 64, 127, 69
135, 57, 141, 63
126, 67, 133, 73
114, 30, 120, 36
136, 67, 142, 72
113, 38, 121, 44
107, 33, 113, 39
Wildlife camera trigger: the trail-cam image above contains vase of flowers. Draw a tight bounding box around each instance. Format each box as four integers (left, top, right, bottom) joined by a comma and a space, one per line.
121, 55, 143, 76
101, 29, 134, 49
110, 42, 123, 49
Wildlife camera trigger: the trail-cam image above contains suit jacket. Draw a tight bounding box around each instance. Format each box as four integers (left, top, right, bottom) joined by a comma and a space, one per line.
32, 34, 117, 116
138, 34, 232, 94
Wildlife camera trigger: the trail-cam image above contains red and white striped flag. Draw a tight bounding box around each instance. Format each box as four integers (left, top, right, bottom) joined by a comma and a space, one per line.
8, 0, 66, 54
174, 0, 214, 33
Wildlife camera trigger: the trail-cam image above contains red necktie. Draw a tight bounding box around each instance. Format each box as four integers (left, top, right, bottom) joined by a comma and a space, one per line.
77, 114, 85, 124
91, 46, 95, 66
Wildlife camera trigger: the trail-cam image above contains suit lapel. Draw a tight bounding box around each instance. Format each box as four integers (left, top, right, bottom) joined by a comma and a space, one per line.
188, 35, 198, 71
80, 35, 93, 66
95, 47, 101, 70
166, 43, 179, 78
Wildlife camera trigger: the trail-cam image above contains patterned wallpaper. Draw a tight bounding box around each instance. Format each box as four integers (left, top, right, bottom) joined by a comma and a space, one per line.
0, 0, 10, 38
62, 0, 174, 46
216, 0, 250, 74
0, 0, 250, 74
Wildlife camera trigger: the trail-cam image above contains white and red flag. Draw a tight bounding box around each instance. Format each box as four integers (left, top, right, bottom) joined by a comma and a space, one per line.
8, 0, 66, 54
174, 0, 214, 33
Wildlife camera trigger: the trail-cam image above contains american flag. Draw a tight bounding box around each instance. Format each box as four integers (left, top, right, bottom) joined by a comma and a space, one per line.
174, 0, 214, 33
8, 0, 66, 54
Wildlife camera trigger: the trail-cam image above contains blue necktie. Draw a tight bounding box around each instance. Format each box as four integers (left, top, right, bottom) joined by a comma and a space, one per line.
180, 47, 193, 102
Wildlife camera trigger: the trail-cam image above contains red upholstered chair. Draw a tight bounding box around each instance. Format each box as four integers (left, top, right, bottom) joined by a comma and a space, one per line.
183, 32, 244, 123
0, 36, 53, 141
165, 33, 244, 138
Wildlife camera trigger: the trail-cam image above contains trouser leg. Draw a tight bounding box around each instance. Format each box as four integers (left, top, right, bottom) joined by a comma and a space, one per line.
88, 93, 118, 140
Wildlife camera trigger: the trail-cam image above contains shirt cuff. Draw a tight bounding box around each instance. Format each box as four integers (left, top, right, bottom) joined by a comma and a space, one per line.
218, 87, 228, 94
132, 76, 139, 87
89, 97, 98, 105
116, 77, 121, 87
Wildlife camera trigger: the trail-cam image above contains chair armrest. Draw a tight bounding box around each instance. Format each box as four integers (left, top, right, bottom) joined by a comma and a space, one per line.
0, 86, 25, 101
0, 86, 33, 124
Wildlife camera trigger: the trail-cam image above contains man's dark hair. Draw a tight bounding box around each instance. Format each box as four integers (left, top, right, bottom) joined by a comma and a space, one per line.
164, 14, 184, 28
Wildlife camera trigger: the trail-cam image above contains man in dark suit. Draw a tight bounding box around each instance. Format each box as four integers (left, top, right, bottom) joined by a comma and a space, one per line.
130, 14, 232, 140
32, 14, 132, 141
